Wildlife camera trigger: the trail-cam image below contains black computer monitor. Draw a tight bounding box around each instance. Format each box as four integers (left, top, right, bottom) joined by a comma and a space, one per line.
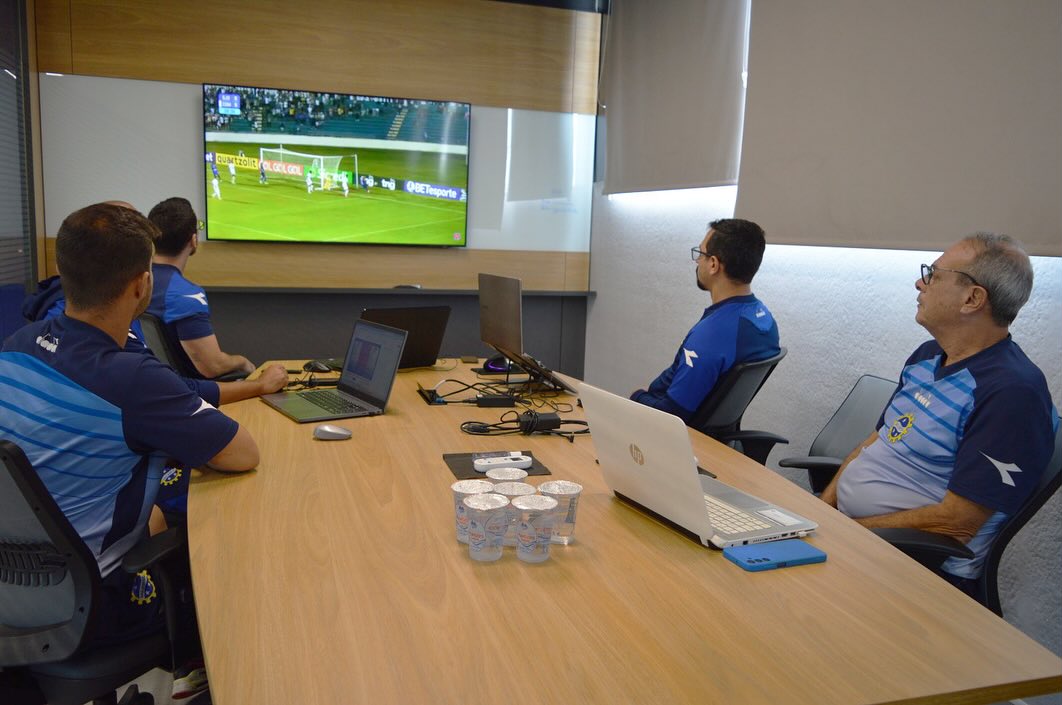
476, 273, 575, 393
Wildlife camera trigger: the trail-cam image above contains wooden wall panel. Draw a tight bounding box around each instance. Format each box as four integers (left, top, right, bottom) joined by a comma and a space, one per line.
34, 0, 598, 290
31, 0, 71, 74
45, 239, 589, 292
37, 0, 599, 115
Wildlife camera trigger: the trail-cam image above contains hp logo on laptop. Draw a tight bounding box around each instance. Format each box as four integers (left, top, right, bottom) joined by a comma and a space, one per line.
628, 443, 645, 466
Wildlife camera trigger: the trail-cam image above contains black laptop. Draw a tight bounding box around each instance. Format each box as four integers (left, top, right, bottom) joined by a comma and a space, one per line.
360, 306, 450, 369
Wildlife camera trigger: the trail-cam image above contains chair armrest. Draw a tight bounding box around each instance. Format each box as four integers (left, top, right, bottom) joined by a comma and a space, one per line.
777, 455, 843, 471
121, 527, 185, 574
716, 430, 789, 446
871, 527, 974, 570
715, 431, 789, 466
213, 371, 248, 382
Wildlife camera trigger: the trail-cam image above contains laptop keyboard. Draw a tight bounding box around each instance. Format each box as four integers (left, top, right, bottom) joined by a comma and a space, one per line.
704, 495, 771, 534
297, 390, 367, 415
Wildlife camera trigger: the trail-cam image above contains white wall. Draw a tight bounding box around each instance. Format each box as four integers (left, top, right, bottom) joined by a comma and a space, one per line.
38, 75, 595, 252
585, 184, 1062, 658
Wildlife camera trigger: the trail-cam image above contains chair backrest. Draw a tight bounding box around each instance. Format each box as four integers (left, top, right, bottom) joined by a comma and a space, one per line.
0, 440, 100, 666
137, 312, 195, 377
979, 426, 1062, 616
688, 347, 787, 434
809, 374, 897, 458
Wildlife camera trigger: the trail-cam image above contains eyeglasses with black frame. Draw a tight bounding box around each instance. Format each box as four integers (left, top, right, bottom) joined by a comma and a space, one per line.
920, 263, 989, 296
690, 247, 709, 262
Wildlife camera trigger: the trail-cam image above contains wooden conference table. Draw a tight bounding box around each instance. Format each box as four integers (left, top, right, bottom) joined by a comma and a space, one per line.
187, 362, 1062, 705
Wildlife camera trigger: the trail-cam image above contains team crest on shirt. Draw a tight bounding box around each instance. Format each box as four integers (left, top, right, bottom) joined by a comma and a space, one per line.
887, 413, 915, 443
130, 570, 157, 605
160, 466, 183, 487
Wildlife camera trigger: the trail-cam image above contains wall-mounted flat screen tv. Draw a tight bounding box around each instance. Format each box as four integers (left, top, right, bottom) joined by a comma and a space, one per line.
202, 83, 469, 246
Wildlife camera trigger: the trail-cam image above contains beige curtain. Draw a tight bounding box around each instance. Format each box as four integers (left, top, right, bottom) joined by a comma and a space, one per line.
736, 0, 1062, 256
600, 0, 749, 195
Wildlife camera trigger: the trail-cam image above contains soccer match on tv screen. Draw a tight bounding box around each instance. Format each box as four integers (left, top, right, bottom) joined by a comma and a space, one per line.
202, 83, 469, 247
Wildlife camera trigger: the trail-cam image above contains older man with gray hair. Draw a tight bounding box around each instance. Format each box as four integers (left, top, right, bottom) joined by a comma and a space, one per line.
821, 233, 1058, 595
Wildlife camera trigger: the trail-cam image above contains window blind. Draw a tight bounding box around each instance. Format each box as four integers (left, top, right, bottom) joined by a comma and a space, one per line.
599, 0, 749, 195
735, 0, 1062, 256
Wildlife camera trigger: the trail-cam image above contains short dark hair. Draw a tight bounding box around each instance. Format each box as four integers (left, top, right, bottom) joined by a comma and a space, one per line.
56, 203, 157, 310
148, 197, 198, 256
705, 218, 767, 284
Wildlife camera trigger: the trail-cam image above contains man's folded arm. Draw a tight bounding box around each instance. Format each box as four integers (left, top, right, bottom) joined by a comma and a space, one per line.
206, 424, 260, 472
852, 490, 995, 544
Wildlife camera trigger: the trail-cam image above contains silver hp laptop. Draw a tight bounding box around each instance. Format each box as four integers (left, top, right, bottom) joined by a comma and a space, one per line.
578, 381, 817, 548
262, 319, 407, 423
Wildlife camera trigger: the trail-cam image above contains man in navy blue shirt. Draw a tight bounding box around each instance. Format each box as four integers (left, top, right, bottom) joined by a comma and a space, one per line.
1, 202, 261, 650
147, 197, 257, 379
21, 201, 287, 404
823, 233, 1057, 592
631, 218, 780, 425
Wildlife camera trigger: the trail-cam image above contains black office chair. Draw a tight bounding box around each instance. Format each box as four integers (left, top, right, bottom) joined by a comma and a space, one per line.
0, 440, 187, 705
138, 313, 245, 382
138, 313, 195, 377
872, 427, 1062, 617
777, 374, 898, 494
687, 347, 788, 465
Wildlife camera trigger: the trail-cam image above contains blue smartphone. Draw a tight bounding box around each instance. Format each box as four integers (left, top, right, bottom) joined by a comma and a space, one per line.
723, 539, 827, 572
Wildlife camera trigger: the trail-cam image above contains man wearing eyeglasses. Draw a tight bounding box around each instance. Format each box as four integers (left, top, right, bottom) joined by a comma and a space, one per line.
821, 233, 1057, 595
630, 218, 780, 424
147, 196, 257, 379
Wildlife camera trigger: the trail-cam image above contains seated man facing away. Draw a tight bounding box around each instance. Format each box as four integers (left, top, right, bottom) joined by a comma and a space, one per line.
631, 218, 780, 424
147, 196, 256, 379
0, 203, 260, 654
21, 203, 286, 406
821, 233, 1057, 594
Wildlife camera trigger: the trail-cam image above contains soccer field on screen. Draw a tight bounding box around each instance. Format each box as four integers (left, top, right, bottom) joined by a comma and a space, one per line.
203, 140, 468, 246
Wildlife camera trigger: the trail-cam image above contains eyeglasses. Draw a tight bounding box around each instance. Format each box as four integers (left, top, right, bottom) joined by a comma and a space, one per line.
920, 263, 989, 296
690, 247, 709, 262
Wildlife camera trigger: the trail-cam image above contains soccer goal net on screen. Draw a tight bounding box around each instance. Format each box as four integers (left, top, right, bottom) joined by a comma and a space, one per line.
259, 147, 343, 188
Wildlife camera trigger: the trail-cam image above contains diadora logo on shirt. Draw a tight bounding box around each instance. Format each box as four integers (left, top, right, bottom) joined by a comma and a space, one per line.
755, 309, 766, 318
981, 453, 1022, 487
914, 391, 932, 408
182, 293, 208, 307
35, 334, 59, 353
683, 348, 698, 367
887, 413, 915, 443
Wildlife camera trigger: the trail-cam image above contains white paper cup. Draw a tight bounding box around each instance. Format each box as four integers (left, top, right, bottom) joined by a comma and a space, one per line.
451, 479, 494, 544
512, 495, 558, 563
465, 493, 510, 562
537, 480, 583, 545
492, 481, 537, 546
485, 467, 529, 484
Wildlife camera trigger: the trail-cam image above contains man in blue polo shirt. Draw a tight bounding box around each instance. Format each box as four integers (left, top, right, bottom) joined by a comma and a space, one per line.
147, 196, 256, 379
631, 218, 780, 424
0, 202, 261, 653
822, 233, 1057, 593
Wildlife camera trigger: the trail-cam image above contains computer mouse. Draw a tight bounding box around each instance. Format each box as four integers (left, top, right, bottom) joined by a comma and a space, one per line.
313, 424, 352, 441
303, 360, 331, 373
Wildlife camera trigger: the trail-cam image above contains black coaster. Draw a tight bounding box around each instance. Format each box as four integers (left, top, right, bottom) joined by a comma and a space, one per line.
442, 452, 552, 480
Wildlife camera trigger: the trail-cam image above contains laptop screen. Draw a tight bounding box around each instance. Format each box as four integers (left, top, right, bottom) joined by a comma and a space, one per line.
478, 273, 523, 360
337, 320, 407, 408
